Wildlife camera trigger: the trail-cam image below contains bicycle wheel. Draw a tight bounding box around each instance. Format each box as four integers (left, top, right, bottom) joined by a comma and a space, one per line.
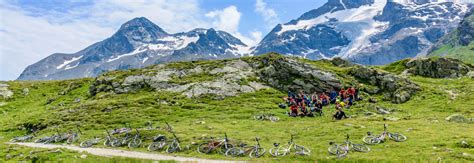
44, 137, 55, 144
254, 115, 263, 120
249, 147, 265, 158
67, 135, 79, 144
352, 144, 370, 152
80, 140, 93, 148
197, 143, 212, 154
104, 139, 111, 146
9, 138, 17, 143
219, 144, 234, 154
328, 145, 347, 157
166, 141, 180, 153
389, 133, 407, 142
111, 139, 122, 147
294, 144, 311, 156
269, 116, 280, 122
35, 138, 46, 143
363, 136, 380, 145
225, 148, 243, 157
128, 139, 142, 148
269, 146, 289, 157
148, 141, 166, 151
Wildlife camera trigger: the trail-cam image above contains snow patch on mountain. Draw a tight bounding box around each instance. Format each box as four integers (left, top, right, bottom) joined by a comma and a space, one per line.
56, 55, 83, 69
107, 48, 147, 62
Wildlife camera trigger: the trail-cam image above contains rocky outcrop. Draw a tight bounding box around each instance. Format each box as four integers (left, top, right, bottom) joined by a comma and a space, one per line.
446, 114, 474, 123
258, 57, 341, 93
405, 58, 471, 78
90, 60, 269, 98
90, 54, 421, 104
0, 83, 13, 99
350, 66, 420, 104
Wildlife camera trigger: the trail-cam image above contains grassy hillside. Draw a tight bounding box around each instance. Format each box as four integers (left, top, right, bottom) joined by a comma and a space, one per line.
431, 42, 474, 65
1, 55, 473, 162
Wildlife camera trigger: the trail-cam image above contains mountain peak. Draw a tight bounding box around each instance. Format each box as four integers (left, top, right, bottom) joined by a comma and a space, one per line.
116, 17, 168, 43
120, 17, 156, 28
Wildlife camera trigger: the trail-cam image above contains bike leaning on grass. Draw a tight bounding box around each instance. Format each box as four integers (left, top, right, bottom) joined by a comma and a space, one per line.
225, 137, 265, 158
103, 130, 119, 147
363, 124, 407, 145
269, 135, 310, 157
128, 129, 142, 148
80, 137, 102, 148
166, 132, 181, 153
10, 130, 36, 143
148, 134, 167, 151
328, 134, 370, 157
197, 133, 234, 154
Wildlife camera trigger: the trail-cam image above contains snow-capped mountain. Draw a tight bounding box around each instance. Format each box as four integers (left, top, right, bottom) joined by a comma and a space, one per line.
18, 17, 249, 80
253, 0, 472, 65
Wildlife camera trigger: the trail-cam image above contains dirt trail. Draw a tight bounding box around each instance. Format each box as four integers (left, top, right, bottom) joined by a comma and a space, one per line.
11, 142, 243, 162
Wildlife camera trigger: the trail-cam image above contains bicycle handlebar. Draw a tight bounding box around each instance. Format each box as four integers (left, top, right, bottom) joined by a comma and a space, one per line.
105, 130, 111, 137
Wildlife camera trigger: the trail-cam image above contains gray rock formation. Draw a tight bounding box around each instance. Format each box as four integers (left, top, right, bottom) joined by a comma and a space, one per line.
89, 54, 421, 104
258, 56, 342, 93
405, 58, 471, 78
0, 83, 13, 99
350, 66, 420, 103
446, 114, 473, 123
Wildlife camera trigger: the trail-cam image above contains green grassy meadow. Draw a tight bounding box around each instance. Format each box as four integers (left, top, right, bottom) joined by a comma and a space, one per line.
0, 57, 473, 162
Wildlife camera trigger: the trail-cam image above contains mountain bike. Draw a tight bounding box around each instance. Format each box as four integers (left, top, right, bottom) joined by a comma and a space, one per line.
111, 132, 133, 147
10, 131, 36, 143
254, 113, 280, 122
269, 135, 310, 156
148, 134, 167, 151
104, 129, 119, 147
225, 137, 265, 158
35, 135, 57, 144
66, 126, 82, 144
128, 129, 142, 148
197, 133, 233, 154
166, 132, 182, 153
328, 134, 370, 157
363, 124, 407, 145
80, 137, 102, 148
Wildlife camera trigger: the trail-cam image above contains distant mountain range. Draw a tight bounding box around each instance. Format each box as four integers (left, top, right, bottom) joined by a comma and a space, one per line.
18, 0, 473, 80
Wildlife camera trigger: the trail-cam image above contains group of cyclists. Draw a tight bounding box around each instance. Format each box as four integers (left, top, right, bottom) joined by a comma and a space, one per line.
283, 86, 359, 120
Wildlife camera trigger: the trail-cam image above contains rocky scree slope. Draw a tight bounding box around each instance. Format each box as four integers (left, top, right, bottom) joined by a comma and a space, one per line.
89, 54, 420, 104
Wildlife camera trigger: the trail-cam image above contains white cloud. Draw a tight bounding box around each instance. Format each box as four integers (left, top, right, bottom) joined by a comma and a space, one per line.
0, 4, 113, 81
204, 6, 261, 46
255, 0, 279, 28
205, 6, 241, 34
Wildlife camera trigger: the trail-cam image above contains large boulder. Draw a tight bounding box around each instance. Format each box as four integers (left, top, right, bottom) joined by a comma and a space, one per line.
89, 59, 269, 98
405, 58, 471, 78
446, 114, 473, 123
350, 66, 420, 104
258, 57, 341, 93
0, 83, 13, 99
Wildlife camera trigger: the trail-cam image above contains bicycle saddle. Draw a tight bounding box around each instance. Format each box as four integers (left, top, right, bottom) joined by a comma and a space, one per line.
273, 143, 280, 147
239, 143, 247, 147
153, 135, 166, 142
367, 132, 372, 135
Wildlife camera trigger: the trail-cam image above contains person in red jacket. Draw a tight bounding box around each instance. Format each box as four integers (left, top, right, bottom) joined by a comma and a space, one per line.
289, 105, 298, 117
339, 88, 346, 100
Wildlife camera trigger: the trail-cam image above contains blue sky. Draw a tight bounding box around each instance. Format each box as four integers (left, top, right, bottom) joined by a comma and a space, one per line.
0, 0, 326, 80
